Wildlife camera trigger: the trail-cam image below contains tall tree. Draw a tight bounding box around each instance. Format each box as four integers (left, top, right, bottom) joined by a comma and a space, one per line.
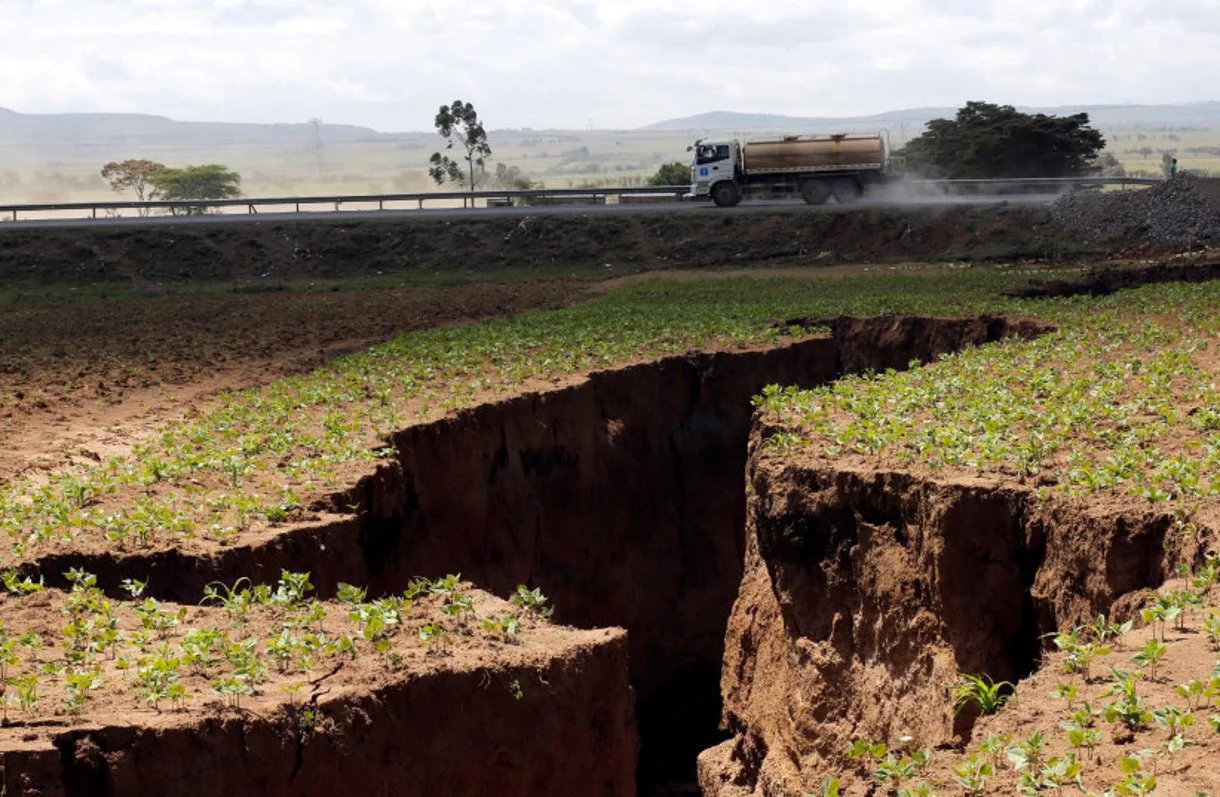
897, 101, 1105, 179
149, 164, 241, 214
101, 160, 166, 215
428, 100, 491, 193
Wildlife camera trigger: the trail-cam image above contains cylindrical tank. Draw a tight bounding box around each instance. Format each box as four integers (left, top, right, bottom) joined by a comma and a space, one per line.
741, 135, 885, 174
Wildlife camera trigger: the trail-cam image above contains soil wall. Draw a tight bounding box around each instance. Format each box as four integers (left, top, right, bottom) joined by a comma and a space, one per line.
698, 458, 1208, 797
2, 631, 635, 797
19, 315, 1048, 790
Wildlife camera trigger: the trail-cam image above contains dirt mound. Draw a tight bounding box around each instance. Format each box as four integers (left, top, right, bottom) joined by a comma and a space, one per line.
698, 452, 1214, 797
1052, 175, 1220, 247
0, 205, 1129, 290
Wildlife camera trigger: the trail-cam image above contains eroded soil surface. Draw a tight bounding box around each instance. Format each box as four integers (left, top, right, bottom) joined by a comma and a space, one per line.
0, 279, 587, 483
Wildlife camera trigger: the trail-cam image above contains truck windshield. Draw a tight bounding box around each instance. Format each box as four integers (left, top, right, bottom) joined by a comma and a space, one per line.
695, 144, 730, 165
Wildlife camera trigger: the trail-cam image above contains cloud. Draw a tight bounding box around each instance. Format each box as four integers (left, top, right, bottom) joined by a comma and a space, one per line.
0, 0, 1217, 130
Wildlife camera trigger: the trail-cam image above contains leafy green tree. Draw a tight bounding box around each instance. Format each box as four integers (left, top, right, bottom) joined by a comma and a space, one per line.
428, 100, 491, 192
648, 161, 691, 186
149, 165, 241, 214
897, 101, 1105, 179
101, 160, 166, 216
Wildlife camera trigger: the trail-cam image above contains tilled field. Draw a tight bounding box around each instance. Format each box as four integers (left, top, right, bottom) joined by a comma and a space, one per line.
1, 205, 1219, 796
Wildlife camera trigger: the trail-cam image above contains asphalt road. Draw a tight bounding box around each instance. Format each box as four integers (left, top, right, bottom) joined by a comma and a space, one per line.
0, 194, 1054, 230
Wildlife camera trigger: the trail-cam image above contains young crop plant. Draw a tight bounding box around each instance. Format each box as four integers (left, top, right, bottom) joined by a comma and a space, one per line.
953, 754, 994, 796
63, 668, 103, 714
510, 584, 553, 617
1132, 638, 1168, 681
1152, 705, 1194, 740
418, 622, 451, 655
201, 577, 258, 626
1102, 669, 1153, 732
951, 673, 1014, 715
847, 739, 888, 773
1, 570, 44, 595
978, 732, 1011, 771
481, 614, 521, 639
1006, 731, 1046, 774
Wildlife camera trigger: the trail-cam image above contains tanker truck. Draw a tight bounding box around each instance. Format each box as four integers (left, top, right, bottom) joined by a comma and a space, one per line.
686, 133, 894, 207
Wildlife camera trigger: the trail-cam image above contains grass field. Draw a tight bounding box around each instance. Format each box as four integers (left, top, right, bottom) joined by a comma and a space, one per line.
6, 121, 1217, 205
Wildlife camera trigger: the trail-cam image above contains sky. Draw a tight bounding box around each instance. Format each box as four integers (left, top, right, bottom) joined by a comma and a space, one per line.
1, 0, 1218, 131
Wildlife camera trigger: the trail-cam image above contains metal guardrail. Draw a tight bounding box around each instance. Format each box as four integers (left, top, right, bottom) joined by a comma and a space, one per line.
0, 186, 691, 222
0, 177, 1162, 222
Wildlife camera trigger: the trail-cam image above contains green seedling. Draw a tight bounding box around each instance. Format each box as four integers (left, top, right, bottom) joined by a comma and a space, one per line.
510, 584, 554, 617
951, 673, 1013, 715
978, 733, 1011, 770
953, 753, 994, 796
1152, 705, 1194, 740
1133, 638, 1168, 681
1006, 731, 1045, 773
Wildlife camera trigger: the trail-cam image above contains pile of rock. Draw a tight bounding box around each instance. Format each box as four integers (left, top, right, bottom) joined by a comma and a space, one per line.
1051, 175, 1220, 247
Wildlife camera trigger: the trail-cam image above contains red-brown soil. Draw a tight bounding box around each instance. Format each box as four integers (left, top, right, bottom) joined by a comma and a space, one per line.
0, 315, 1046, 794
697, 447, 1219, 797
0, 585, 636, 797
0, 279, 589, 484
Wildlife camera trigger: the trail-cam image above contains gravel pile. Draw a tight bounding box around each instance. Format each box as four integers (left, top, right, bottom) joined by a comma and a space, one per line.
1051, 175, 1220, 247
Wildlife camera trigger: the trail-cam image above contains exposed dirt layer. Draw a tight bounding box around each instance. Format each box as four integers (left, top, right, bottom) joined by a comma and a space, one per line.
2, 315, 1047, 793
1006, 258, 1220, 298
698, 446, 1219, 797
0, 205, 1136, 290
0, 587, 636, 797
0, 279, 587, 484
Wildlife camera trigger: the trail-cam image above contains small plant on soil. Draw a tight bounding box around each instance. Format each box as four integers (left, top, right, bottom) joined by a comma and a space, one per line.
510, 585, 554, 617
1, 570, 44, 595
201, 577, 258, 626
951, 673, 1014, 715
953, 753, 994, 796
802, 774, 842, 797
978, 732, 1011, 770
1088, 613, 1133, 650
418, 623, 450, 655
1102, 669, 1153, 732
1141, 595, 1181, 641
1053, 630, 1110, 681
847, 739, 888, 772
1111, 754, 1158, 796
1052, 682, 1079, 709
1007, 731, 1046, 775
1152, 705, 1194, 740
63, 668, 102, 714
1177, 678, 1208, 711
481, 615, 520, 639
1133, 638, 1168, 681
1205, 614, 1220, 650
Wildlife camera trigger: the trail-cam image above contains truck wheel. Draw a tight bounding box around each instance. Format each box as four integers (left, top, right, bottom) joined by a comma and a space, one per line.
800, 180, 830, 205
831, 179, 862, 204
711, 182, 741, 207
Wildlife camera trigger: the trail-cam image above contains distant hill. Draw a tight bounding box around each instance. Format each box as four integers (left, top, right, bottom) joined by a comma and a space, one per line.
644, 103, 1220, 133
0, 107, 398, 154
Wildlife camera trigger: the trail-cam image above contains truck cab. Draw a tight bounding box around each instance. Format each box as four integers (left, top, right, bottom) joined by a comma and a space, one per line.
688, 140, 742, 206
